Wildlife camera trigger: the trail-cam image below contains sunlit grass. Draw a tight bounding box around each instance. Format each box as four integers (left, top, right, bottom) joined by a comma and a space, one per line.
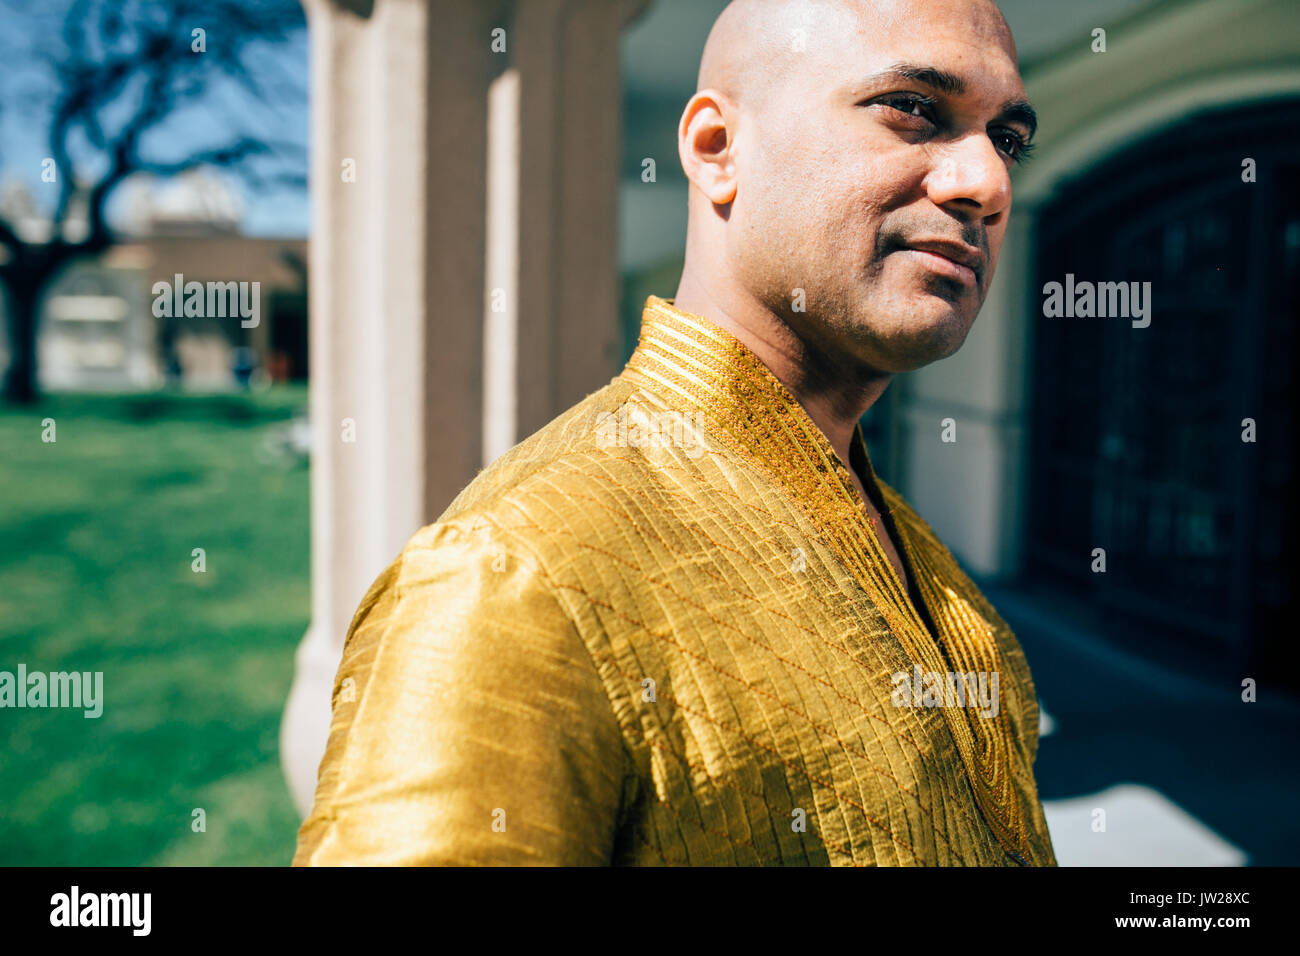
0, 387, 309, 865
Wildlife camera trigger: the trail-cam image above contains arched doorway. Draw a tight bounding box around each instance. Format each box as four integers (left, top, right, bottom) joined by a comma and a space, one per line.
1025, 98, 1300, 683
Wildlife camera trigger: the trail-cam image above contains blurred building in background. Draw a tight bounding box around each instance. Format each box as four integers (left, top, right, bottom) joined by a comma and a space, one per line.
0, 170, 308, 392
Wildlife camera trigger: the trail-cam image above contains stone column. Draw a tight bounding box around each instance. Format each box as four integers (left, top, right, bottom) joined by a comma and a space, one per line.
513, 0, 649, 436
281, 0, 649, 817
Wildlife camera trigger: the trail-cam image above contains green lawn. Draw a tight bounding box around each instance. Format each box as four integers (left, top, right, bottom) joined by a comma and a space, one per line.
0, 387, 310, 865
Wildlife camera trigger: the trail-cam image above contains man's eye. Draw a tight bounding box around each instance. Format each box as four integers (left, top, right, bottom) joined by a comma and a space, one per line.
878, 94, 935, 120
992, 129, 1033, 162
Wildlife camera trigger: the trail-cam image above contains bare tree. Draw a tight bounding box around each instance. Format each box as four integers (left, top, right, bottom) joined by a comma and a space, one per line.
0, 0, 306, 402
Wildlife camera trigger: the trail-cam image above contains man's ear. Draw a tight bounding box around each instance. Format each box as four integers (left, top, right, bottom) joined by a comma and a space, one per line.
678, 90, 738, 206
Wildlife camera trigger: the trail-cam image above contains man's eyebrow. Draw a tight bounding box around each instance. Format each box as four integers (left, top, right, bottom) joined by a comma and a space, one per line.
875, 63, 965, 96
997, 100, 1038, 139
863, 62, 1038, 138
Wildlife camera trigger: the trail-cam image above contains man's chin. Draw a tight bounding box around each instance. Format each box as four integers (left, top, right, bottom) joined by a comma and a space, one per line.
849, 300, 976, 372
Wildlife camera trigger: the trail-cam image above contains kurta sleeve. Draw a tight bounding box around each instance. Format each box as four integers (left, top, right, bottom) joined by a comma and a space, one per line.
292, 518, 628, 866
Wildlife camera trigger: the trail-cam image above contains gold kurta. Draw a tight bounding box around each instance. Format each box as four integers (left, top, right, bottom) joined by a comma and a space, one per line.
294, 296, 1058, 866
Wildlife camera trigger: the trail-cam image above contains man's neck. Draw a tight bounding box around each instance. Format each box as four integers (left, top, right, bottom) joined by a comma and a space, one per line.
673, 277, 893, 469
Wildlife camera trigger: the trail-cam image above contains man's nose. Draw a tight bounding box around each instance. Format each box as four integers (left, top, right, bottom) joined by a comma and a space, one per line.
923, 133, 1013, 222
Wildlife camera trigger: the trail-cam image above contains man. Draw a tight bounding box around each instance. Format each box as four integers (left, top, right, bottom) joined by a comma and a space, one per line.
294, 0, 1056, 866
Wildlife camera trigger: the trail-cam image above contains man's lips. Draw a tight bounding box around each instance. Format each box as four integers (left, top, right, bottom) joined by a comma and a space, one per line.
895, 239, 985, 287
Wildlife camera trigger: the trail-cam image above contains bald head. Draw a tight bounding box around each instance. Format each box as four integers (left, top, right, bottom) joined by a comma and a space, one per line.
698, 0, 1016, 108
675, 0, 1031, 375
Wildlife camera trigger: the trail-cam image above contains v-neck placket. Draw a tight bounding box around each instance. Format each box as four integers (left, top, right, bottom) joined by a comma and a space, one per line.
844, 427, 949, 653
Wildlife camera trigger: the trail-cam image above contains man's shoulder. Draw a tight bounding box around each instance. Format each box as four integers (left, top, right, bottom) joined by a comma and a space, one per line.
343, 372, 718, 656
432, 374, 717, 538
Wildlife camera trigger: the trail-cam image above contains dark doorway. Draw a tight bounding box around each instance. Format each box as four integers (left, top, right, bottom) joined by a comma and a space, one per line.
1026, 99, 1300, 688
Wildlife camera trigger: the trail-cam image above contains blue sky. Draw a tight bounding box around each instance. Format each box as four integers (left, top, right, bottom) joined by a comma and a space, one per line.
0, 5, 310, 239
